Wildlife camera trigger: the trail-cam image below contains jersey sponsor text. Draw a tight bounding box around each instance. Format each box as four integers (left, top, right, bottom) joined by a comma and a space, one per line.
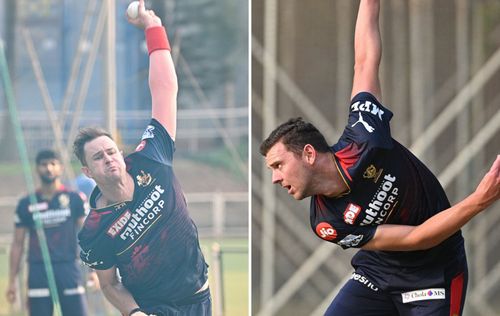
33, 208, 71, 226
350, 100, 385, 120
401, 288, 445, 303
344, 203, 361, 225
360, 174, 398, 226
120, 185, 165, 241
351, 273, 379, 291
107, 210, 132, 237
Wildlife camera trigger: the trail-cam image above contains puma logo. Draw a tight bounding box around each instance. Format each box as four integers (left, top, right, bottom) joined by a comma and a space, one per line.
352, 112, 375, 133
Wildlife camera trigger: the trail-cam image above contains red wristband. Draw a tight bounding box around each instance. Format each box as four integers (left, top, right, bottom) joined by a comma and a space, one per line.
145, 26, 170, 55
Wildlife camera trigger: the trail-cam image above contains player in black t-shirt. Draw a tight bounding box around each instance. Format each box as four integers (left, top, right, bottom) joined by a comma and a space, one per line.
6, 150, 89, 316
73, 1, 210, 316
260, 1, 500, 315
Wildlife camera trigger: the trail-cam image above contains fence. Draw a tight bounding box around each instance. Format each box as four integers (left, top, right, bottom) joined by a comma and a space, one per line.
0, 190, 248, 315
0, 106, 248, 156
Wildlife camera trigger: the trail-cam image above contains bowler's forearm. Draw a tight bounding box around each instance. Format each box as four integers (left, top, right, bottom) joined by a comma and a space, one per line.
409, 194, 483, 249
366, 194, 484, 251
147, 27, 178, 139
354, 0, 381, 66
351, 0, 382, 99
101, 281, 140, 316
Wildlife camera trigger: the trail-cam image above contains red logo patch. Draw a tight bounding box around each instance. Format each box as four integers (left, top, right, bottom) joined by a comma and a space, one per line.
107, 210, 131, 237
344, 203, 361, 225
316, 222, 337, 241
135, 140, 146, 152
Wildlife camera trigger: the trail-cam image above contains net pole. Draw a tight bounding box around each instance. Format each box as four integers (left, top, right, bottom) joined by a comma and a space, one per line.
0, 40, 63, 316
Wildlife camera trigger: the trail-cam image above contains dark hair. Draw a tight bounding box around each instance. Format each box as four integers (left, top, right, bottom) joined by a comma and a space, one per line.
73, 127, 113, 165
35, 149, 60, 165
260, 117, 331, 156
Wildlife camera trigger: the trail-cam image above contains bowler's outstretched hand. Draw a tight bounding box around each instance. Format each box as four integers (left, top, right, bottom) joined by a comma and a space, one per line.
473, 155, 500, 209
126, 0, 162, 29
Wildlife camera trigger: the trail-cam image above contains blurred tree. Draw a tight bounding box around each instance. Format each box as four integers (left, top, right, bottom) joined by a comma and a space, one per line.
169, 0, 242, 107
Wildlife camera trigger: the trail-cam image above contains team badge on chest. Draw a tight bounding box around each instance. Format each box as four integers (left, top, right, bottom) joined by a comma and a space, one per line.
136, 170, 152, 187
363, 164, 383, 183
58, 194, 70, 208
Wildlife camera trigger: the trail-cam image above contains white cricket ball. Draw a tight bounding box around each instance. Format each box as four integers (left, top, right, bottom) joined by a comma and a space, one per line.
127, 1, 140, 19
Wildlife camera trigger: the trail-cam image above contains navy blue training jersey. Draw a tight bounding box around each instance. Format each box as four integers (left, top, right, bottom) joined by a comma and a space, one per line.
15, 188, 85, 263
78, 119, 208, 306
310, 92, 464, 281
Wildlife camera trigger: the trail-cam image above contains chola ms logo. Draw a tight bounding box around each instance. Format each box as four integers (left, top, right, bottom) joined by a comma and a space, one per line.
344, 203, 361, 225
316, 222, 337, 241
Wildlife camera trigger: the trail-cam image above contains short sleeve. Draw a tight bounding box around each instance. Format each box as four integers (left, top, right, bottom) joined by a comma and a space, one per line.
78, 211, 117, 270
333, 92, 394, 184
71, 192, 86, 219
79, 245, 116, 270
311, 195, 378, 249
342, 92, 393, 149
313, 218, 377, 249
132, 119, 175, 165
15, 198, 32, 228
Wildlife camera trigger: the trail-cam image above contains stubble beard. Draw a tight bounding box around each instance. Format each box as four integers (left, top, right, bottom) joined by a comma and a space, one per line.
39, 174, 57, 185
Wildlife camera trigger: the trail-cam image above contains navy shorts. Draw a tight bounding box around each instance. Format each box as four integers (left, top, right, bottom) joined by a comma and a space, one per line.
325, 264, 468, 316
28, 261, 88, 316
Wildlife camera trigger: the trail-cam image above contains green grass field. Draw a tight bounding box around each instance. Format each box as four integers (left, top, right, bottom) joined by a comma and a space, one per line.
201, 237, 249, 316
0, 237, 248, 316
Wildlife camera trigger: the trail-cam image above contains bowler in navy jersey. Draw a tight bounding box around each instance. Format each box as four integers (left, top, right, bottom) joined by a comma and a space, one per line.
6, 150, 89, 316
73, 1, 210, 315
78, 119, 208, 309
261, 1, 500, 315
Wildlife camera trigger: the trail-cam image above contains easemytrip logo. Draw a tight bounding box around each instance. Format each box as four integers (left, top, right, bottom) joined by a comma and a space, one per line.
315, 222, 337, 241
401, 288, 445, 303
120, 185, 165, 241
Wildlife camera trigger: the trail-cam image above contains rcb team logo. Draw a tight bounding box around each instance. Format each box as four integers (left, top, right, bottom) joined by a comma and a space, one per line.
136, 170, 152, 187
363, 164, 383, 183
58, 194, 70, 208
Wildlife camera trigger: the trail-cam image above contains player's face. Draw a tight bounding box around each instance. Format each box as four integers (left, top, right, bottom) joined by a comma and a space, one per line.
82, 136, 126, 183
265, 141, 314, 200
37, 158, 62, 184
